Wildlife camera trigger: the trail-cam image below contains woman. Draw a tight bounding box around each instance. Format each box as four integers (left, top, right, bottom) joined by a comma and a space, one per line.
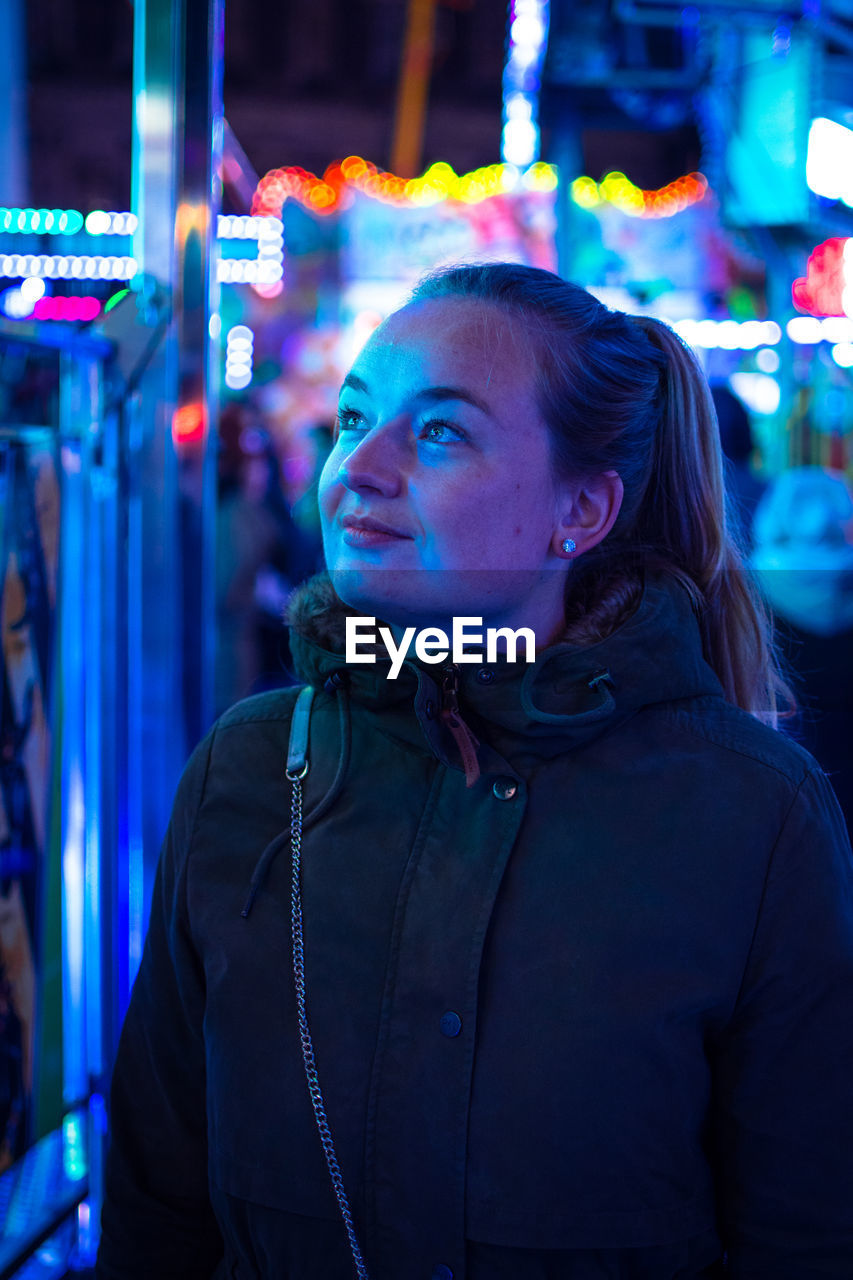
96, 265, 853, 1280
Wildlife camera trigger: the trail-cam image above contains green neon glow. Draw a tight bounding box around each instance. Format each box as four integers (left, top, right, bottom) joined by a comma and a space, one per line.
104, 289, 130, 313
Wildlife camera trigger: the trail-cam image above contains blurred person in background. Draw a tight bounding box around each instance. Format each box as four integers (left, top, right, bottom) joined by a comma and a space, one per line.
711, 384, 767, 552
215, 403, 316, 714
291, 420, 336, 575
751, 466, 853, 834
0, 880, 32, 1171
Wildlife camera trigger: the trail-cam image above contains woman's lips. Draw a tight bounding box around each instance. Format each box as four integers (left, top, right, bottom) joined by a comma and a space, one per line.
341, 526, 410, 548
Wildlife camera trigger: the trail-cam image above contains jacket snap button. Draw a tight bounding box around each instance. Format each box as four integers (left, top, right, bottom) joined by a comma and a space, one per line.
492, 777, 517, 801
476, 666, 495, 684
432, 1266, 453, 1280
440, 1011, 462, 1038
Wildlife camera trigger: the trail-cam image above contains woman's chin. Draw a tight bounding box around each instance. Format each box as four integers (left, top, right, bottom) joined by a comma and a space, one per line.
328, 565, 452, 628
328, 566, 410, 619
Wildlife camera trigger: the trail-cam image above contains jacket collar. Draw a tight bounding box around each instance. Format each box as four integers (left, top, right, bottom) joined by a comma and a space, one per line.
287, 572, 724, 770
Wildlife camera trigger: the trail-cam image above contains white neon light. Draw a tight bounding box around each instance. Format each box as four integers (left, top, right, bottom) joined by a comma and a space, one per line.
84, 210, 139, 235
217, 258, 283, 284
0, 254, 138, 280
217, 215, 283, 240
784, 315, 853, 344
501, 0, 550, 170
755, 347, 780, 373
730, 372, 781, 416
216, 214, 284, 287
672, 319, 782, 350
0, 286, 34, 319
257, 240, 284, 262
505, 92, 534, 121
0, 205, 285, 288
511, 11, 546, 47
806, 118, 853, 207
1, 206, 284, 243
503, 119, 540, 168
20, 276, 45, 302
225, 324, 254, 390
820, 315, 853, 343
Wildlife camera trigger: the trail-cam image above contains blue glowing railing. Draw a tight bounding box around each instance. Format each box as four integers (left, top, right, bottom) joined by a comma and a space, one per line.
0, 1112, 87, 1280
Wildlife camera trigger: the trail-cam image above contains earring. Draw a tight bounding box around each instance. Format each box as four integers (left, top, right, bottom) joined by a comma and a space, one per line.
561, 538, 576, 555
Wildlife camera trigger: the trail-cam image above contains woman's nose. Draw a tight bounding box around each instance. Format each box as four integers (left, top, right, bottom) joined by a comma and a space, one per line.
336, 421, 406, 497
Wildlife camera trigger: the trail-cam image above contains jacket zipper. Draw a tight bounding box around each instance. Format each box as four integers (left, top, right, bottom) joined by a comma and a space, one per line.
440, 663, 481, 788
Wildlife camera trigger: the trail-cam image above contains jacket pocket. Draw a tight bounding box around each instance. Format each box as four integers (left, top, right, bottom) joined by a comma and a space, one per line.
204, 966, 354, 1224
209, 1130, 341, 1222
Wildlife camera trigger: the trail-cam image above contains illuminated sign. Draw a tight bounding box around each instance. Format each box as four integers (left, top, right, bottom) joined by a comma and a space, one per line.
792, 237, 852, 317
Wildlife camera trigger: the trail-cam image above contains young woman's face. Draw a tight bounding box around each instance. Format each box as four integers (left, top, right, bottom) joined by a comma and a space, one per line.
319, 296, 580, 643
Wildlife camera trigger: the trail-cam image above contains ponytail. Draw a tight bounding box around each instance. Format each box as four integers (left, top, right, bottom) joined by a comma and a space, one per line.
410, 263, 796, 727
629, 316, 795, 726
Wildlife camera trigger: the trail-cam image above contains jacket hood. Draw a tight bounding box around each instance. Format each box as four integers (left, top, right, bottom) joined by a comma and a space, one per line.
286, 571, 725, 771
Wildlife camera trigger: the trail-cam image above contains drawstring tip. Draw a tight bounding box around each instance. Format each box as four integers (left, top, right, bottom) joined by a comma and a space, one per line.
442, 709, 481, 789
241, 886, 259, 919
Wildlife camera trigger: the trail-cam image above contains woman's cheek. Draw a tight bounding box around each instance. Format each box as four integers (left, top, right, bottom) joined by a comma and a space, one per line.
317, 461, 342, 524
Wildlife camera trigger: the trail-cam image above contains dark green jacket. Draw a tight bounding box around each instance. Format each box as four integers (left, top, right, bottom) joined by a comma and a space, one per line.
97, 574, 853, 1279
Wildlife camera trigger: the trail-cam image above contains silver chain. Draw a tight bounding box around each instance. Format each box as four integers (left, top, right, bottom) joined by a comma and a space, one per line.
288, 768, 371, 1280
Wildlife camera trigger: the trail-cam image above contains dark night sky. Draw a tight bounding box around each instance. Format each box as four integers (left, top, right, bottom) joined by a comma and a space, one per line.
23, 0, 509, 212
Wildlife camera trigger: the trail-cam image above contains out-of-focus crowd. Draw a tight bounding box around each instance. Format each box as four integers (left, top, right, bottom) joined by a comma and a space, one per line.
713, 386, 853, 835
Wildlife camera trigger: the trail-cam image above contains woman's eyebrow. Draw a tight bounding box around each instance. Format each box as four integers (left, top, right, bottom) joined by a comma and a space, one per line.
414, 385, 491, 414
340, 373, 369, 396
339, 375, 491, 416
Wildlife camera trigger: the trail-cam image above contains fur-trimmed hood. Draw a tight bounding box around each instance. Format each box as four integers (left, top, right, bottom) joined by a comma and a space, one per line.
285, 571, 364, 654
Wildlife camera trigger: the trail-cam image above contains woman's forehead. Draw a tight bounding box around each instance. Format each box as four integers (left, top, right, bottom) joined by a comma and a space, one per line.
348, 295, 533, 389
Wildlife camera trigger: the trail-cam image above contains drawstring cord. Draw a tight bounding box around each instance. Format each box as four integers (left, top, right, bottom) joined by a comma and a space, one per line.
440, 664, 481, 788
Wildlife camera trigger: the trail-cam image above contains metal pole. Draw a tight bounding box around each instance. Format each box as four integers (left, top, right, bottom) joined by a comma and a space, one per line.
551, 115, 586, 283
128, 0, 222, 989
391, 0, 438, 178
177, 0, 223, 750
0, 0, 28, 204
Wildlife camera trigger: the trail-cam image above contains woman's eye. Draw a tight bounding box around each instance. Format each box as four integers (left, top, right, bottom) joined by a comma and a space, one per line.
420, 420, 464, 444
336, 408, 366, 432
335, 411, 464, 444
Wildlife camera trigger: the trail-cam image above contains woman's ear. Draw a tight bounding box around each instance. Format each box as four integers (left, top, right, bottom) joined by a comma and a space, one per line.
552, 471, 624, 557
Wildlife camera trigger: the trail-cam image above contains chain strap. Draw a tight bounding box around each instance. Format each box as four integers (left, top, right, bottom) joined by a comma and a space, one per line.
287, 764, 371, 1280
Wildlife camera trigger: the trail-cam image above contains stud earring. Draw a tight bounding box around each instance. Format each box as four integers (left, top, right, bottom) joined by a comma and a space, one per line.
561, 538, 576, 555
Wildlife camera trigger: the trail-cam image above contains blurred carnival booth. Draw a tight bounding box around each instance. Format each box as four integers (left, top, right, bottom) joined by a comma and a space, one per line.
0, 325, 117, 1276
0, 0, 225, 1272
